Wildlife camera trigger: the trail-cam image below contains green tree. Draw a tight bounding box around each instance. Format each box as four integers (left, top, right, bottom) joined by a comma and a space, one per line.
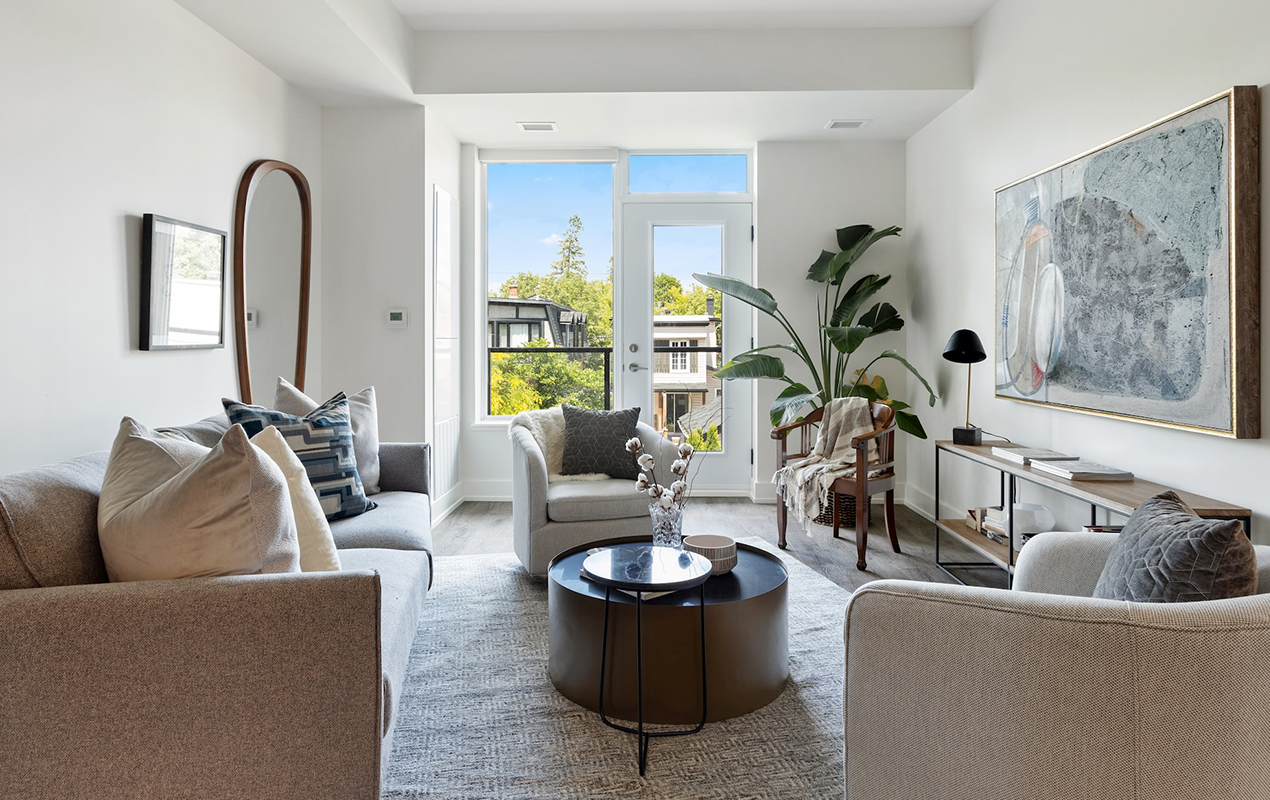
654, 273, 683, 311
490, 339, 607, 413
494, 217, 613, 346
551, 215, 587, 281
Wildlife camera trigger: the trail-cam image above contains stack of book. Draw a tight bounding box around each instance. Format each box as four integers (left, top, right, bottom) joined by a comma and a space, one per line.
965, 506, 1050, 547
1030, 460, 1134, 481
991, 446, 1080, 466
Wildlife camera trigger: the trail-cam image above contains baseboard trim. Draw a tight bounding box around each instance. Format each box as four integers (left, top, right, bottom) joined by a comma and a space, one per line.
905, 483, 936, 521
430, 484, 464, 526
463, 479, 512, 502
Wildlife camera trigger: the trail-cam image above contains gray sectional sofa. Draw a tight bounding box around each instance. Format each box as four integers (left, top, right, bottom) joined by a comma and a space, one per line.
0, 414, 432, 800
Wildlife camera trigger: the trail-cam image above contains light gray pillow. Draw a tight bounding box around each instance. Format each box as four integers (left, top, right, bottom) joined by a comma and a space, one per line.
275, 378, 381, 495
1092, 491, 1257, 603
97, 418, 300, 582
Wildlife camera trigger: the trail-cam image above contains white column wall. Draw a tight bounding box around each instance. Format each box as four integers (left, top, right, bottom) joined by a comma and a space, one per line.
905, 0, 1270, 540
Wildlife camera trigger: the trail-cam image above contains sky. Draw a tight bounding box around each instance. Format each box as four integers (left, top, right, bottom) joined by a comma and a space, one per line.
485, 155, 744, 295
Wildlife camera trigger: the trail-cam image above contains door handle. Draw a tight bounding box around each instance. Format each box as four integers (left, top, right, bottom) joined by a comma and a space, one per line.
628, 363, 649, 372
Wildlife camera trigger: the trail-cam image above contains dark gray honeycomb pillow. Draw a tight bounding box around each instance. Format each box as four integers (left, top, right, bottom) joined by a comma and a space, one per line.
560, 405, 641, 480
1092, 491, 1256, 602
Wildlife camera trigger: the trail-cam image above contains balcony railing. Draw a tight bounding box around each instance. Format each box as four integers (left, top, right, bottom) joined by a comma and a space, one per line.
488, 346, 613, 414
486, 344, 724, 416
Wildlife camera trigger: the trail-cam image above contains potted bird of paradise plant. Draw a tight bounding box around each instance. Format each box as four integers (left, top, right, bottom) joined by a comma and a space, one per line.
693, 223, 936, 436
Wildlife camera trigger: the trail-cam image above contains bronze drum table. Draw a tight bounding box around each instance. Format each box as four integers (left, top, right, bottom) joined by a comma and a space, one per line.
548, 537, 789, 737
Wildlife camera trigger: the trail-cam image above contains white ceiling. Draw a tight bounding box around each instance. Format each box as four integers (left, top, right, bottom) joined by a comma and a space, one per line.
392, 0, 996, 31
421, 90, 968, 149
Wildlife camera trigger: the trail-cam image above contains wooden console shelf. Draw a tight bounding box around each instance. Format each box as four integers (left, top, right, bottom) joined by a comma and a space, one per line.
934, 441, 1252, 584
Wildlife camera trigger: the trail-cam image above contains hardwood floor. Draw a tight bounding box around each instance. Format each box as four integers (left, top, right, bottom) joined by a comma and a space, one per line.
433, 497, 1009, 592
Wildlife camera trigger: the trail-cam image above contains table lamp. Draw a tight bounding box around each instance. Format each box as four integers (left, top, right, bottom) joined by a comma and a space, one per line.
942, 329, 986, 446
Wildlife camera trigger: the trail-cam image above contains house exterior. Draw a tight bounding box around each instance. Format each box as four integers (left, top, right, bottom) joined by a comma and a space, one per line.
487, 290, 588, 348
652, 311, 722, 441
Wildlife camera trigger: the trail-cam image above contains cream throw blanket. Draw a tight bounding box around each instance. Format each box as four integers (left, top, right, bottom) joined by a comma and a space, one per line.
510, 407, 608, 483
773, 397, 879, 534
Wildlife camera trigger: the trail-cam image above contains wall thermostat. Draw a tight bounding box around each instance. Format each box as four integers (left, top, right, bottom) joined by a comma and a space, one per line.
387, 308, 408, 330
245, 309, 259, 330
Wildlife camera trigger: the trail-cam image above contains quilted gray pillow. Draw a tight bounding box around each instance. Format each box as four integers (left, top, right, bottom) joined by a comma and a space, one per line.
560, 406, 641, 480
1093, 491, 1256, 602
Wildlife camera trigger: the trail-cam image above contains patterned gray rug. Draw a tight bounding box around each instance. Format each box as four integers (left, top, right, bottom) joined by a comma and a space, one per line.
384, 538, 850, 799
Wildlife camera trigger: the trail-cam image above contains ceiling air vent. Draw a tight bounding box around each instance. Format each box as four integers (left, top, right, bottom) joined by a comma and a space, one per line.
825, 119, 871, 130
517, 121, 557, 132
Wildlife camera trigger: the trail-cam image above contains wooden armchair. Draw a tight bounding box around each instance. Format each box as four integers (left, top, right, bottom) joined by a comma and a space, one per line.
772, 402, 899, 570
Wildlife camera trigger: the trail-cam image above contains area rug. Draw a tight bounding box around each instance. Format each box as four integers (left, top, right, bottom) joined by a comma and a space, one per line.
383, 538, 851, 799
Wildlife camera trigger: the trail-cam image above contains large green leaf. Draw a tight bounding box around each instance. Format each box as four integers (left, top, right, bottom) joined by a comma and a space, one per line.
831, 274, 891, 326
770, 383, 817, 427
842, 383, 881, 402
805, 250, 838, 283
874, 350, 938, 406
715, 353, 787, 380
824, 325, 871, 355
691, 273, 777, 316
858, 302, 904, 335
895, 410, 927, 439
733, 343, 799, 360
828, 226, 902, 284
835, 224, 874, 253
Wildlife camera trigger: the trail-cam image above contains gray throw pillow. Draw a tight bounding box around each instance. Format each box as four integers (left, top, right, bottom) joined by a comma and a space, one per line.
560, 405, 642, 480
1092, 491, 1257, 602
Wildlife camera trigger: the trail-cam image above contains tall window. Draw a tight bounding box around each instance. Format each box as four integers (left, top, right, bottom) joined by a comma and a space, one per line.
485, 162, 614, 416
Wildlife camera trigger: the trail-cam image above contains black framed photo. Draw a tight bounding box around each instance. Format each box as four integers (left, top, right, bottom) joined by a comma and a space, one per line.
141, 214, 227, 350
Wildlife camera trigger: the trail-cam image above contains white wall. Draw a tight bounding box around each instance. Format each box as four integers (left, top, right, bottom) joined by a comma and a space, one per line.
320, 107, 428, 443
424, 108, 464, 520
416, 28, 971, 94
905, 0, 1270, 540
754, 141, 910, 503
0, 0, 321, 475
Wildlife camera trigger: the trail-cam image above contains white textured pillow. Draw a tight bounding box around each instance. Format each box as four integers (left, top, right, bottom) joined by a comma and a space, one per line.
251, 426, 341, 572
275, 377, 381, 494
97, 418, 300, 582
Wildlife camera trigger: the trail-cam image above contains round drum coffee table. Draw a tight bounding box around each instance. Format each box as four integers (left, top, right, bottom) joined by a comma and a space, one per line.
548, 537, 789, 727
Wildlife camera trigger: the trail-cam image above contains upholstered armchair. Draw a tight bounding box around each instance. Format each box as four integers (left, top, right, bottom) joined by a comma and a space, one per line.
510, 419, 679, 576
843, 531, 1270, 800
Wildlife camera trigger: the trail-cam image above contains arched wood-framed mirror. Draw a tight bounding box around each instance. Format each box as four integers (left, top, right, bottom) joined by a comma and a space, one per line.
232, 159, 312, 404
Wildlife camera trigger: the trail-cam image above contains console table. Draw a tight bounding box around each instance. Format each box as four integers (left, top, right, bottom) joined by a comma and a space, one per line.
934, 441, 1252, 585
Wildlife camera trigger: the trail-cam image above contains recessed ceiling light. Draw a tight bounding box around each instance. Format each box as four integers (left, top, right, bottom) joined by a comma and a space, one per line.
517, 121, 557, 132
825, 119, 871, 131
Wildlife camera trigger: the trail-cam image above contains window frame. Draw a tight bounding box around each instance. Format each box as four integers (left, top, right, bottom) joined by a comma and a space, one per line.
477, 148, 754, 425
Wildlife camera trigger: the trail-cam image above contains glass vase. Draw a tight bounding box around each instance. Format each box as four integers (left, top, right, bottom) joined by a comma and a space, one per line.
649, 502, 684, 548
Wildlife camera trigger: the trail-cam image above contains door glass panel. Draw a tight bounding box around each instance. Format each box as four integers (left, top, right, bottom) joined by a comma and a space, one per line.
652, 226, 723, 451
629, 154, 747, 194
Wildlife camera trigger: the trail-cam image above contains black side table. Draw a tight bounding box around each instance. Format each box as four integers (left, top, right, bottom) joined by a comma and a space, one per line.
581, 544, 712, 776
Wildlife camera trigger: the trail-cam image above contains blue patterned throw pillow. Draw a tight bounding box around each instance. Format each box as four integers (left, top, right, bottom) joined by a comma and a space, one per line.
223, 394, 375, 520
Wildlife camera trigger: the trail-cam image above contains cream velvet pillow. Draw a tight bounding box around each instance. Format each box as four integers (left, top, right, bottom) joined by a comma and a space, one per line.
251, 426, 341, 572
275, 377, 381, 495
97, 418, 300, 582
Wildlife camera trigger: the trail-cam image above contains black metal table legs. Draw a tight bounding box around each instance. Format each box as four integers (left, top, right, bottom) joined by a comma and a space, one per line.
597, 585, 708, 776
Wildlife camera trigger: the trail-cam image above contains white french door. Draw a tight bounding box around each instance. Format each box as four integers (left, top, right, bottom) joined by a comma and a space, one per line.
619, 203, 753, 493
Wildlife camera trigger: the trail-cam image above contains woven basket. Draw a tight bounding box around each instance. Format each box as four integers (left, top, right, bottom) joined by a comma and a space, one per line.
813, 491, 873, 527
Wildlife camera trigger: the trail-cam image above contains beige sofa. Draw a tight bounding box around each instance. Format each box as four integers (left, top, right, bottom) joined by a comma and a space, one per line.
509, 419, 678, 576
0, 415, 432, 800
843, 530, 1270, 800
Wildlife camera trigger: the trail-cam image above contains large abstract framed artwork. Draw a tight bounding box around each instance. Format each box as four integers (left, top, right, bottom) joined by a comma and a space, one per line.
995, 87, 1260, 438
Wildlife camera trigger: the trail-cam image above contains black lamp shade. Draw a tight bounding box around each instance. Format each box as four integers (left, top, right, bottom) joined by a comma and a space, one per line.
942, 329, 986, 364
